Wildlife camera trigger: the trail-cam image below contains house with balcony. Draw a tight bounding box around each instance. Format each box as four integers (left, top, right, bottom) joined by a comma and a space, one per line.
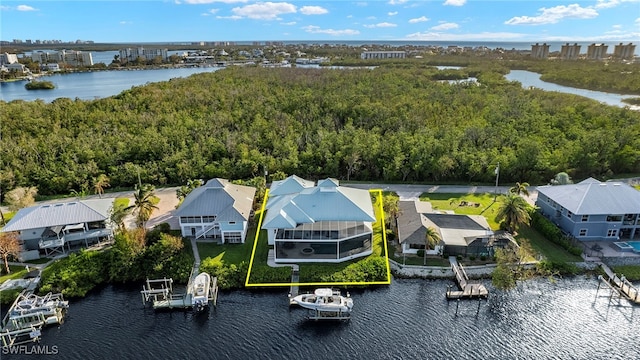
535, 178, 640, 242
397, 200, 515, 257
1, 199, 114, 261
175, 178, 256, 244
262, 176, 376, 263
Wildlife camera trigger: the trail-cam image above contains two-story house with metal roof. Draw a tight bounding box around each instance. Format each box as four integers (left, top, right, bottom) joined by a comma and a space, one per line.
535, 178, 640, 242
2, 199, 114, 260
175, 178, 256, 244
261, 176, 376, 263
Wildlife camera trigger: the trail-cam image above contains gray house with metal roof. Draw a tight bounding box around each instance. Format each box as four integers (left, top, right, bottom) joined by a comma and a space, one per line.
262, 176, 376, 263
536, 178, 640, 241
175, 178, 256, 243
2, 198, 114, 260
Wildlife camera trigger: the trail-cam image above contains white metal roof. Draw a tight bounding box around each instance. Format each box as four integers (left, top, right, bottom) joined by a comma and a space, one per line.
262, 176, 375, 229
536, 179, 640, 215
2, 198, 113, 232
175, 178, 256, 221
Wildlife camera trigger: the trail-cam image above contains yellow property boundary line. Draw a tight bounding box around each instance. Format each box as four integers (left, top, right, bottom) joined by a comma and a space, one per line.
244, 188, 392, 287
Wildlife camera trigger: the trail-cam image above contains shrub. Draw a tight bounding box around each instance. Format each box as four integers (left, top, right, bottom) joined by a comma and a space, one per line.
0, 288, 23, 305
469, 255, 476, 261
417, 250, 425, 258
531, 212, 583, 256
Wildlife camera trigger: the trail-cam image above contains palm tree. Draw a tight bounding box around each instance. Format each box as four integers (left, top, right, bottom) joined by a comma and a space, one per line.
509, 182, 530, 196
93, 174, 110, 198
496, 194, 531, 234
127, 184, 159, 229
110, 201, 132, 232
383, 195, 400, 230
423, 227, 442, 265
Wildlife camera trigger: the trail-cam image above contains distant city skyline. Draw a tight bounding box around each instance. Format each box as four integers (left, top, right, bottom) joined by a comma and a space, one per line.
1, 1, 639, 43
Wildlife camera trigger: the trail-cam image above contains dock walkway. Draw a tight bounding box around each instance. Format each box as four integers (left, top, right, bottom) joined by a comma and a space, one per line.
140, 239, 218, 310
598, 263, 640, 305
446, 256, 488, 299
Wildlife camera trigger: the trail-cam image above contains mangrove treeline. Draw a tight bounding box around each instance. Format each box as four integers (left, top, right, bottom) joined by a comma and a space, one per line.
2, 65, 640, 195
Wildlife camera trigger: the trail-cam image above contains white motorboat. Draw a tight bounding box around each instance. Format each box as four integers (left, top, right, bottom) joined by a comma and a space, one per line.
291, 288, 353, 313
191, 272, 211, 311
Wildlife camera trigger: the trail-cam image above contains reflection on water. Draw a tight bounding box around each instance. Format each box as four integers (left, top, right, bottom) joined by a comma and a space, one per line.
506, 70, 638, 110
7, 276, 638, 360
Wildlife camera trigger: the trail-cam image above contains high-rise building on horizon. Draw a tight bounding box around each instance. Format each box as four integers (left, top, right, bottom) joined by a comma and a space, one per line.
560, 43, 581, 60
613, 43, 636, 60
530, 43, 549, 59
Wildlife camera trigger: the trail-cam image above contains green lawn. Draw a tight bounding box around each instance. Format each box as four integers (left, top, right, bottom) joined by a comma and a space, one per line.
418, 192, 583, 264
197, 227, 257, 265
516, 226, 582, 263
0, 265, 29, 284
418, 192, 502, 230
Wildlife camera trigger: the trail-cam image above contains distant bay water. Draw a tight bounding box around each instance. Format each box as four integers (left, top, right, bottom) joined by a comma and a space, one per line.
3, 276, 638, 360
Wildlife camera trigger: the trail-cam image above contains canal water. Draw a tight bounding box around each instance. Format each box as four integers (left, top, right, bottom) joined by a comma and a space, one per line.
5, 276, 637, 359
1, 65, 637, 110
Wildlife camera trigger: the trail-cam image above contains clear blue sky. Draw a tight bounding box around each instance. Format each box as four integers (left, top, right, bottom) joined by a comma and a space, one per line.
1, 1, 639, 43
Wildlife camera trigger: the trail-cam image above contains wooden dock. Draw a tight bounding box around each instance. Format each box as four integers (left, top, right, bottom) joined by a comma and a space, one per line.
446, 256, 488, 300
288, 265, 300, 306
597, 263, 640, 305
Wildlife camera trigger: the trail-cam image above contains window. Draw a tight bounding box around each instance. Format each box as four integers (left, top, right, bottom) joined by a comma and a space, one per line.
567, 211, 572, 219
579, 229, 587, 237
606, 215, 622, 222
581, 215, 589, 222
607, 229, 618, 237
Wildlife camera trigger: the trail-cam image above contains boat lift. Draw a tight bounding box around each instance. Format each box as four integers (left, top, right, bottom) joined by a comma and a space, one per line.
140, 275, 218, 311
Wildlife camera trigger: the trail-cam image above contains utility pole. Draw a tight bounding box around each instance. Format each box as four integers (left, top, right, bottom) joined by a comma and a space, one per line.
494, 162, 500, 201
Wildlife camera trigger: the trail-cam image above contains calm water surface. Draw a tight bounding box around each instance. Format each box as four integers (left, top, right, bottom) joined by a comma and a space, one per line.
505, 70, 637, 109
0, 67, 222, 103
7, 276, 638, 360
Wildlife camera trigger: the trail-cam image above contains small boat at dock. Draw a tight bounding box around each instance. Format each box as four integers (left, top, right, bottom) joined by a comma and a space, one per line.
291, 288, 353, 314
191, 272, 211, 311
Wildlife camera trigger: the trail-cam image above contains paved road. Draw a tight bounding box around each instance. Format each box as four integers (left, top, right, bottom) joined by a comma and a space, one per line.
345, 183, 537, 204
1, 182, 538, 227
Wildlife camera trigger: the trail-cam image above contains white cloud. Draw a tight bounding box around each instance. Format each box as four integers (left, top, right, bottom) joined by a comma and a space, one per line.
636, 17, 640, 24
119, 21, 133, 25
232, 2, 296, 20
201, 8, 219, 15
443, 0, 466, 6
593, 0, 639, 9
612, 24, 622, 29
302, 25, 360, 36
364, 22, 397, 28
17, 5, 37, 11
184, 0, 247, 3
388, 0, 408, 4
0, 5, 11, 11
430, 22, 459, 31
216, 15, 242, 20
409, 16, 429, 23
505, 4, 598, 25
281, 21, 296, 25
388, 11, 398, 16
367, 16, 376, 20
300, 6, 328, 15
406, 31, 525, 41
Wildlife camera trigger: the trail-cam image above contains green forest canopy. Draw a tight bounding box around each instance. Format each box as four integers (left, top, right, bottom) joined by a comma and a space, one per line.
2, 65, 640, 195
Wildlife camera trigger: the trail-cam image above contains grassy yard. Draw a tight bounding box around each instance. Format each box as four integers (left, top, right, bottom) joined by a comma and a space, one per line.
416, 192, 582, 264
611, 265, 640, 281
0, 265, 29, 284
197, 227, 257, 265
418, 192, 502, 230
516, 226, 582, 263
